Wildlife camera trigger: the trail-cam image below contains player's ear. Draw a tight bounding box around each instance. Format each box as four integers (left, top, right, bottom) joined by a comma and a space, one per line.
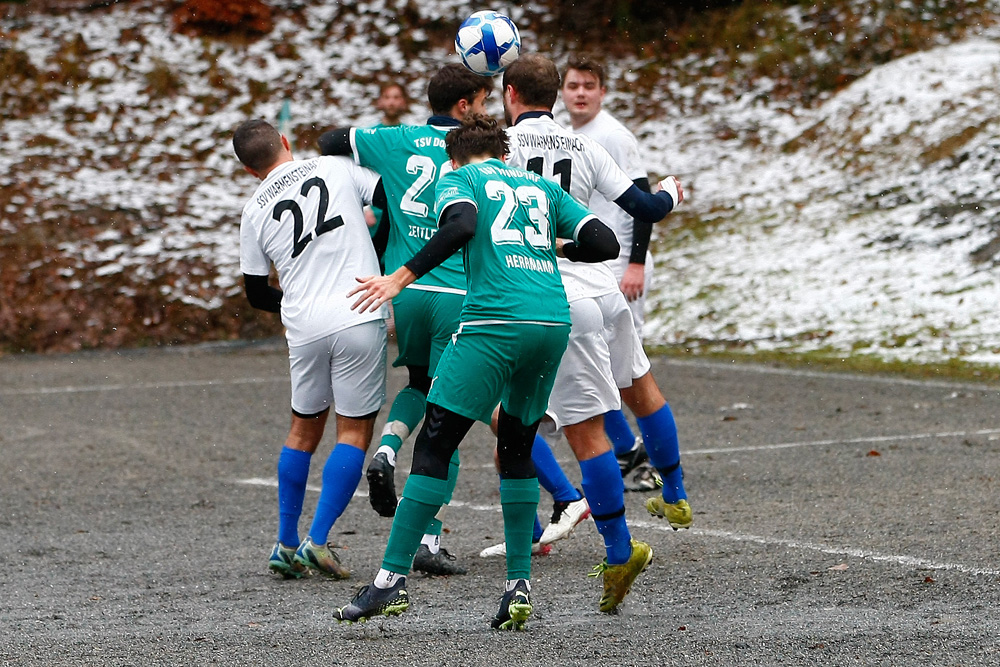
244, 165, 261, 179
280, 134, 291, 152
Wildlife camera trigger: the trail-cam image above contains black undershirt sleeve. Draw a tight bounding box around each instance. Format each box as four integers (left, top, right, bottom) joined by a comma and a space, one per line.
402, 202, 477, 278
370, 180, 389, 261
317, 128, 352, 156
629, 177, 654, 265
562, 218, 620, 263
243, 274, 282, 313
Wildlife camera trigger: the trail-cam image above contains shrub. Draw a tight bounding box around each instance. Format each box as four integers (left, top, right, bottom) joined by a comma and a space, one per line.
172, 0, 273, 38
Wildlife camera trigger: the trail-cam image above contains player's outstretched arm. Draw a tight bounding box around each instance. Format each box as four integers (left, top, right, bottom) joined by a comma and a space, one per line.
562, 218, 620, 263
317, 128, 352, 156
243, 274, 282, 313
349, 269, 414, 313
349, 202, 477, 313
614, 175, 684, 223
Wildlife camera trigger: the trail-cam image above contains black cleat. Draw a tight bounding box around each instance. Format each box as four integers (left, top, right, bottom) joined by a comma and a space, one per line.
616, 438, 649, 477
412, 544, 467, 576
366, 451, 398, 517
333, 579, 409, 623
491, 579, 532, 631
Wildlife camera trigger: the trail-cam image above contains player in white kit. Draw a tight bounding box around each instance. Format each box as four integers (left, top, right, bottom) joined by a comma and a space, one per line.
234, 119, 388, 581
497, 54, 687, 613
562, 55, 664, 489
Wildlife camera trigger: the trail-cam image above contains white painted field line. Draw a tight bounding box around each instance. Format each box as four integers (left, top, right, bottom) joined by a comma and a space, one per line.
660, 358, 1000, 393
687, 427, 1000, 455
236, 477, 998, 576
1, 376, 287, 396
632, 520, 1000, 577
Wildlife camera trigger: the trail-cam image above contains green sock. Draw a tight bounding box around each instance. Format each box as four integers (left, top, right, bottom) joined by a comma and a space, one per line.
380, 387, 427, 453
381, 474, 448, 574
500, 477, 540, 581
424, 449, 461, 537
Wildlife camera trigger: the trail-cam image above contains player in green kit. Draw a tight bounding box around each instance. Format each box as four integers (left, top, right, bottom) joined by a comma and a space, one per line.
317, 64, 492, 575
333, 115, 620, 630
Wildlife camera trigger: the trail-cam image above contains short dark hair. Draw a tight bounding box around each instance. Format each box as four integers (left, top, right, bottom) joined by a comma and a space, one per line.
563, 55, 606, 88
502, 53, 560, 109
233, 119, 282, 172
379, 81, 410, 103
445, 114, 509, 165
427, 64, 492, 115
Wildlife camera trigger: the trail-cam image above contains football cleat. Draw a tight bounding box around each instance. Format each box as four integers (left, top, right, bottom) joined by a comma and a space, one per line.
646, 497, 692, 530
412, 544, 467, 576
293, 537, 350, 579
539, 495, 590, 545
479, 540, 552, 558
366, 451, 398, 517
268, 541, 308, 579
334, 579, 409, 623
590, 539, 653, 613
490, 579, 532, 631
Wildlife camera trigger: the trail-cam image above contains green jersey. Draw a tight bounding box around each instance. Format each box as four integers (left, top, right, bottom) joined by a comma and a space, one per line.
434, 158, 595, 325
350, 123, 465, 292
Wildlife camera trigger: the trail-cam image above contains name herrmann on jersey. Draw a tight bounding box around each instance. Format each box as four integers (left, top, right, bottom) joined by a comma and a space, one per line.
506, 255, 556, 273
254, 161, 317, 210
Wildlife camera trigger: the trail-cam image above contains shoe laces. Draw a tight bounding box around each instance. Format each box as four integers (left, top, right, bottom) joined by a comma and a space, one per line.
436, 548, 457, 561
588, 560, 610, 578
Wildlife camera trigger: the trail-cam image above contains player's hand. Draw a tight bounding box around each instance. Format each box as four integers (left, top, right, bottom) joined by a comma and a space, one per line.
655, 176, 684, 207
620, 263, 645, 301
348, 275, 400, 313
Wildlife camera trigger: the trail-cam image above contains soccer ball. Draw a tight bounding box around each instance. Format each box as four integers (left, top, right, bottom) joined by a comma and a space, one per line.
455, 11, 521, 77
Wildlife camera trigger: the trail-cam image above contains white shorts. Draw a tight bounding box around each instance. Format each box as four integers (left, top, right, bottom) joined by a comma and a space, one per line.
603, 291, 651, 388
545, 294, 623, 430
608, 251, 653, 338
288, 319, 387, 418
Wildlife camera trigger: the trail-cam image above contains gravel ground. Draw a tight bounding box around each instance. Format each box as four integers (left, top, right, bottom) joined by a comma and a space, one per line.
2, 342, 999, 666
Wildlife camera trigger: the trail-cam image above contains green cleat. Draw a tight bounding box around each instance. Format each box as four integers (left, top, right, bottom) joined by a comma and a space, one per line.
268, 542, 308, 579
590, 539, 653, 613
294, 537, 350, 579
646, 497, 692, 530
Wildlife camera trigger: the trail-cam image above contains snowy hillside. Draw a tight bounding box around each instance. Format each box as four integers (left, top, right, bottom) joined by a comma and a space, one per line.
642, 37, 1000, 366
1, 0, 998, 366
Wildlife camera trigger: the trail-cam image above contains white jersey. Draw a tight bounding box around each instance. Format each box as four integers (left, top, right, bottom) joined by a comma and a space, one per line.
239, 155, 387, 347
575, 110, 647, 266
506, 112, 633, 301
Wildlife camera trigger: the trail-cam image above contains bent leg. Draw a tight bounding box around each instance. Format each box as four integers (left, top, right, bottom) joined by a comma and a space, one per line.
623, 372, 687, 502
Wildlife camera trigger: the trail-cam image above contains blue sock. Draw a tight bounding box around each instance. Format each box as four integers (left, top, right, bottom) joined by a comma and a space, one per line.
532, 435, 582, 503
533, 514, 543, 542
307, 443, 366, 545
579, 451, 631, 565
277, 446, 312, 547
604, 409, 637, 457
637, 403, 687, 503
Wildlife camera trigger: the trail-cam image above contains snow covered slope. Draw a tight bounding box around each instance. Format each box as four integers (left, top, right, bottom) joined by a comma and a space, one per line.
1, 1, 997, 363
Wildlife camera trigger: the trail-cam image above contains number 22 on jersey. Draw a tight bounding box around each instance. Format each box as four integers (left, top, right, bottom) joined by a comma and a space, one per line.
272, 176, 344, 258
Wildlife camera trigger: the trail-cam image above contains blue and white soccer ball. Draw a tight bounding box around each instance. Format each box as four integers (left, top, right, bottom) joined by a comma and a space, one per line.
455, 11, 521, 77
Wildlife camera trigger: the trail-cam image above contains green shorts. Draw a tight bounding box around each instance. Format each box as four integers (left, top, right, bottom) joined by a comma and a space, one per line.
392, 287, 465, 372
428, 321, 571, 425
